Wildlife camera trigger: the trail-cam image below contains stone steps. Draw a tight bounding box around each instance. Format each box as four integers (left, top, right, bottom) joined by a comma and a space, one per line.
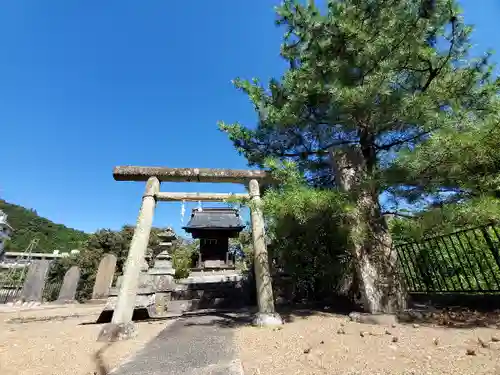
166, 296, 245, 314
167, 275, 249, 314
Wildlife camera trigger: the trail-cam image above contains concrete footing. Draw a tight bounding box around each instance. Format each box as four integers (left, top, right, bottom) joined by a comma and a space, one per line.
252, 312, 283, 327
97, 322, 137, 342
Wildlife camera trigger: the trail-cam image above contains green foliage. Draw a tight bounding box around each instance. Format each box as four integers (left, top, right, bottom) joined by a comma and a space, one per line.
0, 199, 88, 253
390, 197, 500, 242
387, 114, 500, 199
171, 239, 198, 279
386, 111, 500, 239
262, 161, 353, 301
0, 268, 26, 285
231, 229, 254, 272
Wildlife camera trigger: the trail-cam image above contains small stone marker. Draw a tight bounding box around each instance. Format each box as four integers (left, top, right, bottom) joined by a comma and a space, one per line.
92, 253, 117, 300
19, 259, 50, 302
57, 266, 80, 303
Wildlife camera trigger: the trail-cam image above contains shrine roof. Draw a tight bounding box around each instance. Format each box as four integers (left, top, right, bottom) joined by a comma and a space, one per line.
182, 208, 246, 232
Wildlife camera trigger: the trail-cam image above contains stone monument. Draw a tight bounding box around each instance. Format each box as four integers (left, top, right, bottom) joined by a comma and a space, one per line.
92, 253, 117, 301
56, 266, 81, 303
19, 259, 50, 302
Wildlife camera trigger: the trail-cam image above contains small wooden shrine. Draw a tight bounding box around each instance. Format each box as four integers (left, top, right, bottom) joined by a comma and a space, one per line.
182, 208, 245, 269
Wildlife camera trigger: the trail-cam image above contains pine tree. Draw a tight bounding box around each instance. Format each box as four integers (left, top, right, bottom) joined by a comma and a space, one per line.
219, 0, 498, 313
386, 108, 500, 240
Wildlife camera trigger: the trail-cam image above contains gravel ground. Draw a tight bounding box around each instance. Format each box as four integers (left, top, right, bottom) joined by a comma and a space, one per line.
236, 312, 500, 375
0, 304, 171, 375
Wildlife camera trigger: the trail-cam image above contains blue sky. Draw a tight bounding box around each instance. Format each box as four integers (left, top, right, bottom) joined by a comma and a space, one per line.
1, 1, 499, 238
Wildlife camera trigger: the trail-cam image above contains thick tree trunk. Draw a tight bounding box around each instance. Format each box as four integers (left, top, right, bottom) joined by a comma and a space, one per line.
329, 146, 407, 313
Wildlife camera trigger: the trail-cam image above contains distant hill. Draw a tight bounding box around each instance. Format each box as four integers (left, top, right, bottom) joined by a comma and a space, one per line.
0, 199, 89, 253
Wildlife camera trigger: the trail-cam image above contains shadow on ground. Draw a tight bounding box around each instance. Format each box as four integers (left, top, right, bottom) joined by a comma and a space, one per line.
180, 304, 353, 329
397, 307, 500, 329
179, 304, 500, 330
93, 342, 113, 375
77, 299, 500, 330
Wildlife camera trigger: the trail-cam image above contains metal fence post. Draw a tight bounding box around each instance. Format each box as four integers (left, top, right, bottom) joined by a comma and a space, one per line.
480, 227, 500, 271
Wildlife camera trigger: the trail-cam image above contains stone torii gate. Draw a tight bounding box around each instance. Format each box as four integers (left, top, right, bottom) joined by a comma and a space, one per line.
99, 166, 283, 340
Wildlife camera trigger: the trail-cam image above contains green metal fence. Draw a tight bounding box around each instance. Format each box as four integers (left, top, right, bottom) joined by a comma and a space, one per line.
395, 223, 500, 293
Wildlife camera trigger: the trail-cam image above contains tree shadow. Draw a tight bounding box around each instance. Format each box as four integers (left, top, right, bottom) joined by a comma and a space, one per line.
397, 306, 500, 329
179, 303, 357, 329
182, 311, 254, 328
277, 305, 349, 324
276, 303, 500, 330
79, 314, 180, 326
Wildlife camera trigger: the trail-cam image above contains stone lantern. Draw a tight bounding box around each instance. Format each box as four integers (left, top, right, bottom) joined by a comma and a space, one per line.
153, 227, 176, 272
148, 227, 177, 314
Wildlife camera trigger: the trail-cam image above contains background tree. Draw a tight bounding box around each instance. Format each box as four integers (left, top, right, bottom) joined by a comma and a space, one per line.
1, 199, 88, 253
262, 161, 353, 303
171, 238, 198, 279
387, 111, 500, 241
219, 0, 498, 313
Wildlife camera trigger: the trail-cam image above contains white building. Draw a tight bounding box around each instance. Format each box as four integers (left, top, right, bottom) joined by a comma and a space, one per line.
0, 210, 13, 257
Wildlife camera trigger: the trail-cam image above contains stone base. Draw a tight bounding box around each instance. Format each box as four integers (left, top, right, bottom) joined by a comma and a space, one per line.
180, 271, 243, 285
97, 322, 137, 342
252, 312, 283, 327
96, 293, 157, 323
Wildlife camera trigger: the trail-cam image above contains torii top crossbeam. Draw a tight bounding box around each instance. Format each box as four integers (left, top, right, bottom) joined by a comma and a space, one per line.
113, 166, 268, 184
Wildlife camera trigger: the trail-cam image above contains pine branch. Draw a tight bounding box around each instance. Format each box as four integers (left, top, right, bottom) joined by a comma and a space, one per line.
421, 4, 458, 92
382, 211, 418, 219
375, 130, 433, 151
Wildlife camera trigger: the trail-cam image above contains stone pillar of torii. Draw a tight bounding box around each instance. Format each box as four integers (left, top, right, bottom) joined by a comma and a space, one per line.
98, 166, 282, 341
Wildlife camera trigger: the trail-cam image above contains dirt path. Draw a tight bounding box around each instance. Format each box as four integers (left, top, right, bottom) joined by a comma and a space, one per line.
0, 304, 172, 375
236, 312, 500, 375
